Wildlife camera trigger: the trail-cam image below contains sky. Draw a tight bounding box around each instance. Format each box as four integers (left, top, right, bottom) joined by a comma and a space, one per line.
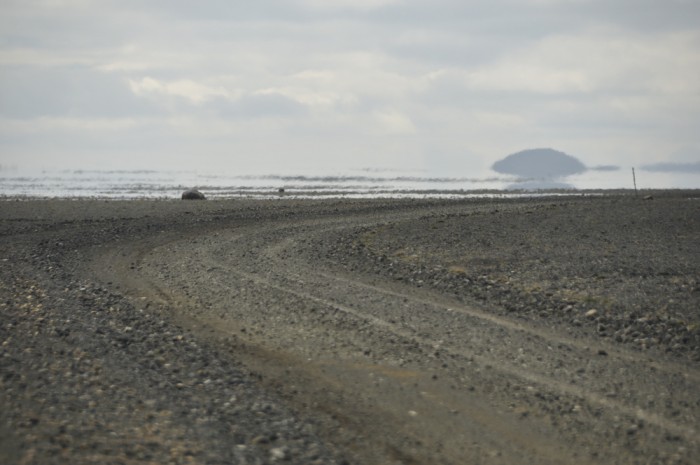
1, 0, 699, 185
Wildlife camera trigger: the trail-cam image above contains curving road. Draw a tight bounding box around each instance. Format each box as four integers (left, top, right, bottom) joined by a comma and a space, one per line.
90, 199, 698, 465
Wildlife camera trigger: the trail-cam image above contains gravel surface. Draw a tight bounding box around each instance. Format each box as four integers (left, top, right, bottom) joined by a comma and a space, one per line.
1, 200, 355, 465
1, 193, 698, 465
318, 195, 700, 362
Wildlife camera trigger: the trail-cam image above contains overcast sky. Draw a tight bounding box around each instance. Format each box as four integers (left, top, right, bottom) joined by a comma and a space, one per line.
1, 0, 699, 180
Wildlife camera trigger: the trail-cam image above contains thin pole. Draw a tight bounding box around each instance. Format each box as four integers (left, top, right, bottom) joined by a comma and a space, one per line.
632, 167, 638, 196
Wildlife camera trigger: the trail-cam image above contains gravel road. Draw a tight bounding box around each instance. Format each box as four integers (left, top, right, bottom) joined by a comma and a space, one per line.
1, 194, 698, 464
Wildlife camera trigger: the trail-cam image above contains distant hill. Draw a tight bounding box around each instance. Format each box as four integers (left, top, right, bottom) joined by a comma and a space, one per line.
492, 148, 587, 178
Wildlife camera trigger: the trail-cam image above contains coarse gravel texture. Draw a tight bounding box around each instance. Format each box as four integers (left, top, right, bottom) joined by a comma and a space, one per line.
316, 194, 700, 362
1, 192, 699, 465
1, 199, 356, 465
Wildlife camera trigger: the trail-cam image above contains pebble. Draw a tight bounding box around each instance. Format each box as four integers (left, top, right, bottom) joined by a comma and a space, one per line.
270, 446, 290, 461
585, 309, 598, 319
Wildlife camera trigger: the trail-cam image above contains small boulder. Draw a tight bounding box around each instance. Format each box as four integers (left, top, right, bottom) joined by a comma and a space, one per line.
181, 189, 206, 200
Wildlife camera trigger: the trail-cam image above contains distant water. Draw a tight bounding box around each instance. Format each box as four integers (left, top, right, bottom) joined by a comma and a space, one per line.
0, 168, 695, 199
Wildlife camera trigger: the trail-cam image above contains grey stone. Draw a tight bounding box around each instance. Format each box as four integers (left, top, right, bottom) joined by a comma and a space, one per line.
181, 189, 206, 200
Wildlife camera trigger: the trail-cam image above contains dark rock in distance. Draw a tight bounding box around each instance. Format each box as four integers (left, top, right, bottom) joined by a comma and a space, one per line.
493, 148, 587, 178
182, 189, 206, 200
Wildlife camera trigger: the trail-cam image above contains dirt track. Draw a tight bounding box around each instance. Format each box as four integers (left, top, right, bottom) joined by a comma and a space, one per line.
1, 194, 699, 464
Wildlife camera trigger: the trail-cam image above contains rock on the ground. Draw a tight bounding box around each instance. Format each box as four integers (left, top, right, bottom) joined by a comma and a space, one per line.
182, 189, 206, 200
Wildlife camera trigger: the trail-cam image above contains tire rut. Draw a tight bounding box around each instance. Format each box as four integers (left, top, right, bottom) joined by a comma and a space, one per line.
102, 204, 699, 465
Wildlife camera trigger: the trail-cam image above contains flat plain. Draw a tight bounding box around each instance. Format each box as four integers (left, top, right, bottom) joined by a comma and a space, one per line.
1, 192, 698, 464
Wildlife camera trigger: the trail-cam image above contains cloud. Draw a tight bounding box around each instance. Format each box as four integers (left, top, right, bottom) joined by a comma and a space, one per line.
372, 109, 416, 134
638, 147, 700, 173
128, 77, 231, 104
668, 146, 700, 163
589, 165, 620, 172
566, 0, 700, 33
298, 0, 402, 11
642, 162, 700, 173
125, 76, 309, 119
207, 92, 308, 119
0, 65, 160, 118
457, 29, 700, 97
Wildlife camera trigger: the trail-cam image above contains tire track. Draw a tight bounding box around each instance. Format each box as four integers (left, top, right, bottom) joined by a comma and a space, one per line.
125, 204, 699, 464
204, 220, 699, 442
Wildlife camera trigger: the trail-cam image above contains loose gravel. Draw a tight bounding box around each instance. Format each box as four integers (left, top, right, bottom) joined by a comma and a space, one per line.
1, 193, 698, 465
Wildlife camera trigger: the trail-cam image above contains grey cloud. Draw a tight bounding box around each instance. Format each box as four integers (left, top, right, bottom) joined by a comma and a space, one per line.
416, 72, 563, 114
115, 0, 308, 22
387, 30, 516, 69
371, 0, 590, 41
641, 162, 700, 173
381, 0, 700, 71
0, 116, 193, 155
668, 147, 700, 163
205, 93, 307, 119
589, 165, 620, 172
394, 0, 700, 34
2, 3, 141, 51
0, 65, 161, 118
567, 0, 700, 33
